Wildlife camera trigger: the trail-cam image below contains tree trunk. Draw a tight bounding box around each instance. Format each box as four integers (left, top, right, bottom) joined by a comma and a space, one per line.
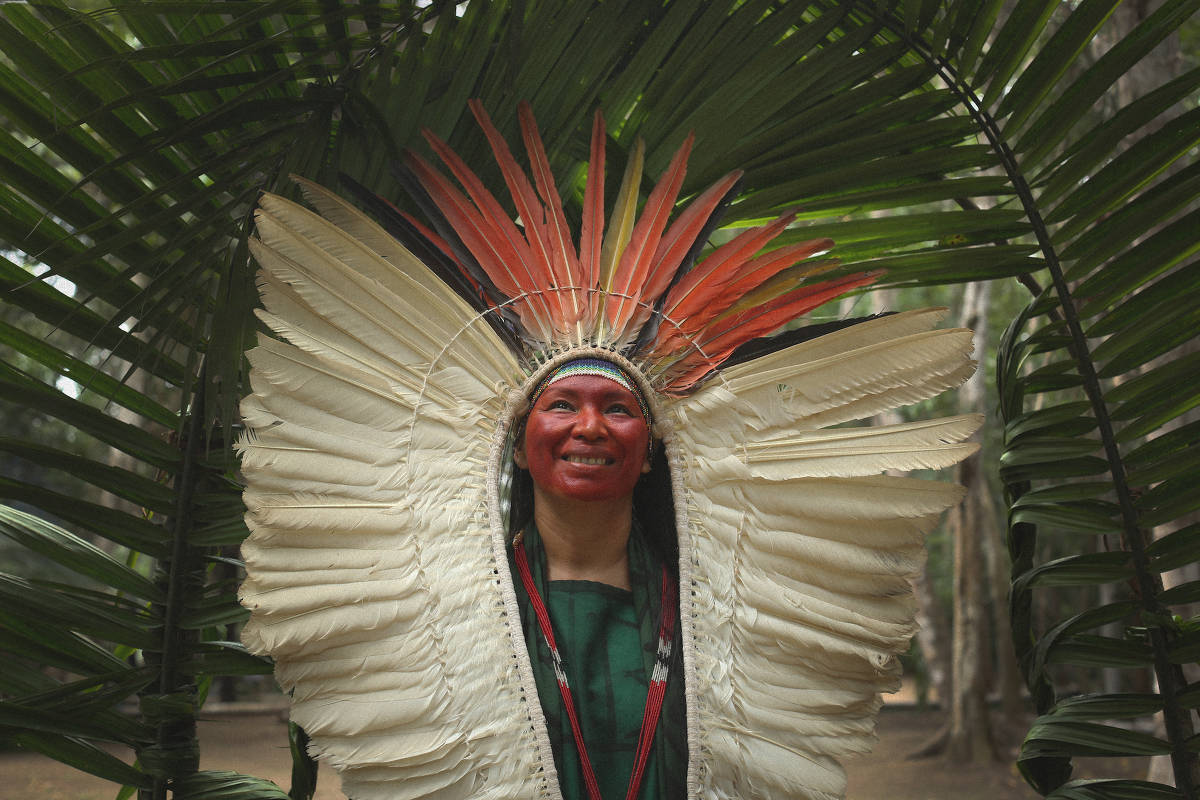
981, 454, 1026, 725
947, 455, 995, 761
913, 558, 951, 708
945, 281, 998, 761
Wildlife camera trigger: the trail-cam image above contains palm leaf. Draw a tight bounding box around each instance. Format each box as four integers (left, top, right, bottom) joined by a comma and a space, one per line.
1, 1, 1197, 798
972, 0, 1200, 793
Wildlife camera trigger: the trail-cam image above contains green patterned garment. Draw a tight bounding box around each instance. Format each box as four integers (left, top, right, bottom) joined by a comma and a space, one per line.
510, 522, 686, 800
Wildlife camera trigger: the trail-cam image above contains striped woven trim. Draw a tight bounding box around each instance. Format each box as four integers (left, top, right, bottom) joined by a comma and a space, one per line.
527, 357, 652, 424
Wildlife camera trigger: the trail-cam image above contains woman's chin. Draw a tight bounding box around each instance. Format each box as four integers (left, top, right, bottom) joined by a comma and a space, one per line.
537, 478, 639, 506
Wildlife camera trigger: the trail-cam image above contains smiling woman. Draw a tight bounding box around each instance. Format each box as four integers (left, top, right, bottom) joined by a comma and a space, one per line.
507, 357, 683, 798
516, 364, 652, 507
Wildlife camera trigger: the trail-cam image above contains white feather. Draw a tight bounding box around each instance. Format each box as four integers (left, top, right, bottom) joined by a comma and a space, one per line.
683, 328, 976, 437
253, 199, 519, 380
670, 308, 977, 799
241, 188, 538, 799
740, 414, 982, 477
289, 176, 459, 298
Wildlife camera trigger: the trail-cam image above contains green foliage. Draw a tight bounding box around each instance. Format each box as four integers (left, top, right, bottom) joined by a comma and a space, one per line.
0, 0, 1196, 797
984, 0, 1200, 789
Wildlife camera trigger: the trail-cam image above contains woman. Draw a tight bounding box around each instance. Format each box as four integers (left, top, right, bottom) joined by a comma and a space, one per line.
239, 103, 978, 799
508, 358, 686, 799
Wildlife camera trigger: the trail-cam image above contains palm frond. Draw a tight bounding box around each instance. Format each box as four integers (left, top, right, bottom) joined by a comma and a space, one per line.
1, 1, 1197, 797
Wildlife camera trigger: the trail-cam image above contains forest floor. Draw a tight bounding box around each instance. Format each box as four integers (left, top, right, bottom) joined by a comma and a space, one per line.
0, 700, 1151, 799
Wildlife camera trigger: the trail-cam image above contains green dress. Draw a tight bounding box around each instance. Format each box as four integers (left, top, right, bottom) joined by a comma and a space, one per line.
510, 522, 687, 800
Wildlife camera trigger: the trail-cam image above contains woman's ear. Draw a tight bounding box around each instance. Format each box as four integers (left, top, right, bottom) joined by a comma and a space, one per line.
513, 439, 528, 469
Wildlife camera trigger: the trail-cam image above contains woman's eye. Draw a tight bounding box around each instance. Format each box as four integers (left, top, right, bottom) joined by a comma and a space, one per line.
548, 399, 573, 410
606, 403, 632, 415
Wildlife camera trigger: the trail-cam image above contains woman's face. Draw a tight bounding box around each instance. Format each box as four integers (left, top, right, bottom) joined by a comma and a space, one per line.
514, 374, 651, 503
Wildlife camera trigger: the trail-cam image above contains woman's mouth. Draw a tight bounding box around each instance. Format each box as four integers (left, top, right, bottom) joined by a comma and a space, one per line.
562, 455, 613, 465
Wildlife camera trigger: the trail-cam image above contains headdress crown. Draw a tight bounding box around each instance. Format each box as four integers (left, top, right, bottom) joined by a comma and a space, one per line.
372, 101, 877, 395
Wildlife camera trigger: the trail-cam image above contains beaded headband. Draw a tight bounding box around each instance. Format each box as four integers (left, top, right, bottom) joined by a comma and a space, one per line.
526, 357, 652, 425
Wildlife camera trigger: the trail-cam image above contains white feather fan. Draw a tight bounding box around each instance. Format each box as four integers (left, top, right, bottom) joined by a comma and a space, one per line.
239, 168, 977, 799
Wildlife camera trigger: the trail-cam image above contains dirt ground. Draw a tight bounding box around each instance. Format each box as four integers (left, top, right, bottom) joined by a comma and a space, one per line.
0, 705, 1150, 799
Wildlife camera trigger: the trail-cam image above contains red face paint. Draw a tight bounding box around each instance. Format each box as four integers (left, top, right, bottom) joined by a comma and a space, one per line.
516, 375, 651, 503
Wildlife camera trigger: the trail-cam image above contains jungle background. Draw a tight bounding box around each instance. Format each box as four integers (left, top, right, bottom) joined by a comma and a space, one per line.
0, 1, 1197, 799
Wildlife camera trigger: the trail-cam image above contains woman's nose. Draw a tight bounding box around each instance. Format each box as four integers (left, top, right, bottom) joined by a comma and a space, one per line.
574, 405, 606, 438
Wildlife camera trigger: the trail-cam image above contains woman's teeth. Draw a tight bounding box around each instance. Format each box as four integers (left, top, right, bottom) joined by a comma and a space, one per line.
564, 455, 610, 465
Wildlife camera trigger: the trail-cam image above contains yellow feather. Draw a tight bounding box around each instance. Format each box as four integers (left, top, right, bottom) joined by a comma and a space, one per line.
595, 138, 645, 340
716, 260, 839, 319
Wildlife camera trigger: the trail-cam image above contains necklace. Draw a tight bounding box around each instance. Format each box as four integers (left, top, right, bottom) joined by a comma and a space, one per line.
512, 535, 677, 800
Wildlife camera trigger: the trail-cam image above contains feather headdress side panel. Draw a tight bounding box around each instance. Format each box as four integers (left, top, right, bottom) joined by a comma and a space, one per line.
672, 309, 980, 800
237, 188, 542, 799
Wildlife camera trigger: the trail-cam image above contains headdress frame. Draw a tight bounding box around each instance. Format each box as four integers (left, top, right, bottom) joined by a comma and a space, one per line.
484, 344, 700, 797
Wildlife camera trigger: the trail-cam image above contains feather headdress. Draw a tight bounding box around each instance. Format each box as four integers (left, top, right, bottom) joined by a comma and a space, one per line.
239, 102, 979, 800
389, 100, 879, 394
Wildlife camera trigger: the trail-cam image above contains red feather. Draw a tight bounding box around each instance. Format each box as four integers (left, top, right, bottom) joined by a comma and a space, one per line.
662, 271, 881, 392
661, 211, 799, 321
518, 102, 583, 321
468, 101, 561, 320
644, 169, 742, 298
405, 151, 551, 337
421, 128, 545, 295
404, 152, 514, 290
699, 271, 881, 349
669, 238, 833, 324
